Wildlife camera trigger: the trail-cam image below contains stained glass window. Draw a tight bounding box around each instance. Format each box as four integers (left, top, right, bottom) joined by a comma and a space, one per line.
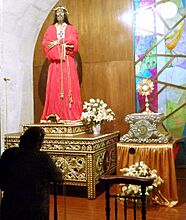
134, 0, 186, 139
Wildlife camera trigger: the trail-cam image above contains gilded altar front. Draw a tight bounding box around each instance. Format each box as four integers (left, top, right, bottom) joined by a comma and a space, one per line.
4, 126, 120, 199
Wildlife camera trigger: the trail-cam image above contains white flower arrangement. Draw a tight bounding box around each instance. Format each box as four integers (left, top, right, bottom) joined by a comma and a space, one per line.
81, 98, 115, 125
120, 161, 164, 197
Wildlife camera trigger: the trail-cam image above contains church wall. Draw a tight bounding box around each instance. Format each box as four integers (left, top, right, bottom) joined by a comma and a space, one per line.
0, 0, 57, 150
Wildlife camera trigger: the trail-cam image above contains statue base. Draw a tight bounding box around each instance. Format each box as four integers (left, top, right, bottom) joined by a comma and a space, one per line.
23, 121, 92, 136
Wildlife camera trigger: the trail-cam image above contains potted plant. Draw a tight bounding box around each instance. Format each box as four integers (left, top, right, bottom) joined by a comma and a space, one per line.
81, 98, 115, 134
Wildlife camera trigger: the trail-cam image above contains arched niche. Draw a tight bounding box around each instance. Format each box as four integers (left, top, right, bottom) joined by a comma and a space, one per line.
33, 0, 135, 135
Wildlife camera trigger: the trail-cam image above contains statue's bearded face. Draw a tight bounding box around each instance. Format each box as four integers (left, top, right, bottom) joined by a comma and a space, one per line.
56, 8, 65, 22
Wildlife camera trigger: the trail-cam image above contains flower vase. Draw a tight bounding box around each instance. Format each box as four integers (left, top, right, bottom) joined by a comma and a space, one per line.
92, 123, 101, 135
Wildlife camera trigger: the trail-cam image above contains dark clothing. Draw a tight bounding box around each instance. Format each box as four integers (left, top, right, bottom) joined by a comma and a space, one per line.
0, 147, 62, 220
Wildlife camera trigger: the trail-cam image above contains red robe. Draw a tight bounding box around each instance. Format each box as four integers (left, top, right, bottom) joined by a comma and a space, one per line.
40, 24, 82, 122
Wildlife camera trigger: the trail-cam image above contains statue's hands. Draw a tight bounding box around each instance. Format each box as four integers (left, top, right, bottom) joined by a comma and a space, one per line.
64, 41, 74, 50
47, 40, 74, 51
48, 40, 59, 49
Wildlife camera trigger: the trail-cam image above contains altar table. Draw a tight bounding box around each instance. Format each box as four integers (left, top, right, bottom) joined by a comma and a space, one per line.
5, 130, 120, 199
117, 142, 178, 207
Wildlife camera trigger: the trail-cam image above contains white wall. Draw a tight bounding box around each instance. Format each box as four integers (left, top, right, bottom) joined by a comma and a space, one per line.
0, 0, 57, 151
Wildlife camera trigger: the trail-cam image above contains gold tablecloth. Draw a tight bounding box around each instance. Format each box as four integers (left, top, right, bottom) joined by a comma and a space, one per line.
117, 142, 178, 207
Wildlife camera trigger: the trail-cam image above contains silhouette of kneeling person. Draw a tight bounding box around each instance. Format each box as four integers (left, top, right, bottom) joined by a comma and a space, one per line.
0, 127, 63, 220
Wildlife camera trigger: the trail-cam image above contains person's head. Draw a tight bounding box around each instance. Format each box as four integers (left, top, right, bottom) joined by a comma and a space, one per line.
19, 127, 45, 150
53, 5, 70, 25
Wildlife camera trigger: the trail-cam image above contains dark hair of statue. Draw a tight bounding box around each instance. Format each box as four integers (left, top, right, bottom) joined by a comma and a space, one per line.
53, 10, 71, 25
19, 127, 45, 149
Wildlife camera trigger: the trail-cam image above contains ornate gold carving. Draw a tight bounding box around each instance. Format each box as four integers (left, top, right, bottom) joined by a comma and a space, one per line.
23, 123, 92, 136
51, 155, 86, 181
87, 154, 94, 198
96, 152, 105, 175
95, 147, 116, 180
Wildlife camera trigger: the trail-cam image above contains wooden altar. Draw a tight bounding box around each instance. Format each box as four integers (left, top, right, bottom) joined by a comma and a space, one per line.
4, 124, 120, 199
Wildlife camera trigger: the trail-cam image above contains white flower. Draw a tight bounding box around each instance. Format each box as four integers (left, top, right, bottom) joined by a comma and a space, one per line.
89, 99, 95, 103
120, 161, 163, 197
81, 98, 115, 125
